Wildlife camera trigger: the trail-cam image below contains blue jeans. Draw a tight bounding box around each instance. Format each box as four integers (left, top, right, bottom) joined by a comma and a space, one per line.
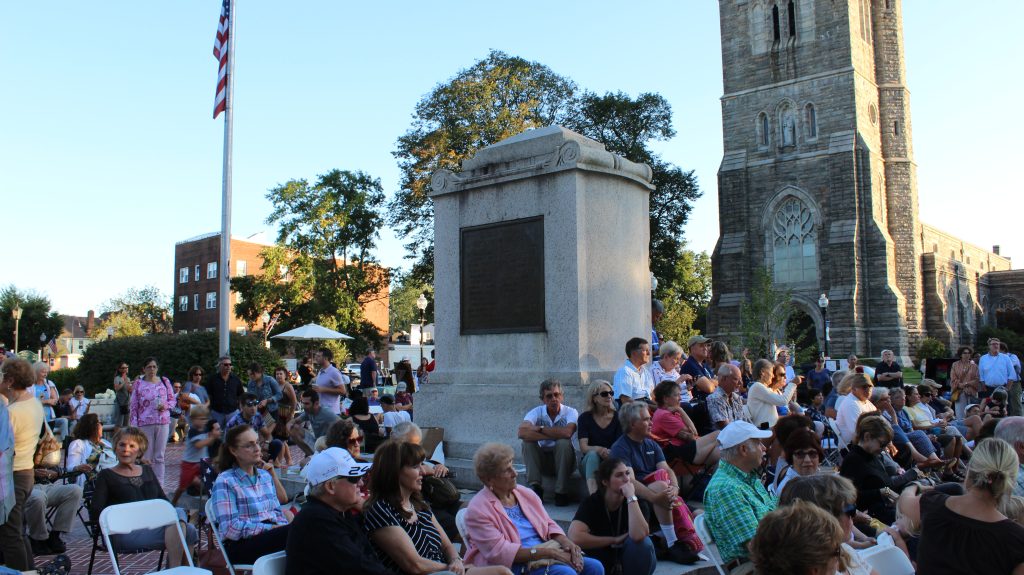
618, 536, 656, 575
519, 557, 605, 575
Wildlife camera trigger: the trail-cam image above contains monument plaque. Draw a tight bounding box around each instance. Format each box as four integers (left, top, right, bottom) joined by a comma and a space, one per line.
460, 216, 545, 334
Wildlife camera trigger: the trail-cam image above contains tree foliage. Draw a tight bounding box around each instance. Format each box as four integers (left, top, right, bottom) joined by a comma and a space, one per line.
101, 286, 173, 335
739, 268, 792, 358
655, 244, 711, 341
916, 337, 948, 363
92, 312, 146, 340
0, 285, 65, 353
388, 274, 434, 337
232, 169, 389, 357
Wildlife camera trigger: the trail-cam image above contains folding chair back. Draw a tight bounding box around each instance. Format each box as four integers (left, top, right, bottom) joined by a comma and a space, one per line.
693, 513, 728, 575
205, 498, 254, 575
455, 508, 470, 549
859, 544, 914, 575
98, 499, 198, 575
252, 551, 287, 575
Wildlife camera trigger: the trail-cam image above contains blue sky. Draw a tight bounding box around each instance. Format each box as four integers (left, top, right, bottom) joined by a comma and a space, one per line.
2, 1, 1020, 316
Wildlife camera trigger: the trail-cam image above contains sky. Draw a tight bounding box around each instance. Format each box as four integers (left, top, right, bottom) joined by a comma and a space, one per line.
1, 1, 1021, 317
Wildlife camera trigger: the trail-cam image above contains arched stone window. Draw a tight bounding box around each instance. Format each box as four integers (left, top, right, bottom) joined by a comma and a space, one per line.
771, 196, 817, 284
804, 103, 817, 139
757, 112, 770, 148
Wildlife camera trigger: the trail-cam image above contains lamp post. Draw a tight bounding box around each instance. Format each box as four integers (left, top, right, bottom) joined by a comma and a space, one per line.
39, 333, 46, 361
11, 304, 22, 354
260, 312, 271, 347
818, 293, 830, 359
416, 293, 428, 364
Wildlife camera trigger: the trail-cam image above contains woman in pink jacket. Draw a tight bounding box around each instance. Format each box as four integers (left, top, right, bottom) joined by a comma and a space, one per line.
129, 356, 175, 482
464, 443, 604, 575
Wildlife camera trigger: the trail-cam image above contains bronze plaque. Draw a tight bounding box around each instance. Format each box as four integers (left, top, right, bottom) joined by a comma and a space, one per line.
461, 217, 545, 334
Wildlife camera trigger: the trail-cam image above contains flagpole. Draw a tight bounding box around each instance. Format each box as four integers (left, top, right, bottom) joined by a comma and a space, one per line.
218, 0, 236, 358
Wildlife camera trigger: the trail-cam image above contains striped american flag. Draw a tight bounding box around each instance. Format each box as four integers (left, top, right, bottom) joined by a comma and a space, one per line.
47, 338, 58, 355
212, 0, 230, 119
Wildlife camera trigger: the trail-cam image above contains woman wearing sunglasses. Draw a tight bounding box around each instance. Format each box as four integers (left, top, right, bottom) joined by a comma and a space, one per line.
577, 380, 622, 494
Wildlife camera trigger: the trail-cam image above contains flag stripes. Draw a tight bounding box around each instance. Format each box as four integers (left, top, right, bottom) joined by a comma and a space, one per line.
213, 0, 230, 119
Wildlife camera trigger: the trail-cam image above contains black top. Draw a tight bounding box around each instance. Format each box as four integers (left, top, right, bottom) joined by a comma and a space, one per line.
285, 496, 396, 575
572, 491, 656, 571
577, 411, 622, 449
360, 356, 378, 389
354, 415, 382, 438
916, 490, 1024, 575
873, 361, 903, 388
297, 364, 315, 386
363, 499, 446, 574
838, 445, 892, 513
90, 466, 165, 522
53, 400, 72, 418
206, 372, 243, 414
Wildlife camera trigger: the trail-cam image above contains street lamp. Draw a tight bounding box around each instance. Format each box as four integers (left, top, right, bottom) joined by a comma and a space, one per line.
39, 333, 46, 361
818, 293, 830, 359
11, 304, 22, 354
260, 312, 271, 347
416, 293, 428, 364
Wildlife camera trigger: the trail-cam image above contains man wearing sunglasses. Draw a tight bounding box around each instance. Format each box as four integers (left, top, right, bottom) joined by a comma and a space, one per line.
207, 355, 243, 429
518, 379, 579, 506
286, 447, 385, 575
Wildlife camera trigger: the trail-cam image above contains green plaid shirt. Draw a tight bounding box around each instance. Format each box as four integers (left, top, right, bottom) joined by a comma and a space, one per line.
704, 460, 776, 563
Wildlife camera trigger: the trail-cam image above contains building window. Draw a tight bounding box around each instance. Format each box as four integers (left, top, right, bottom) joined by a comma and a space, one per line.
236, 260, 247, 276
758, 113, 770, 148
772, 4, 781, 44
194, 293, 199, 311
179, 267, 189, 284
771, 196, 817, 284
804, 103, 817, 139
946, 288, 958, 330
787, 0, 796, 39
868, 103, 878, 126
179, 296, 188, 312
194, 265, 200, 282
207, 262, 217, 279
893, 120, 900, 136
206, 292, 217, 309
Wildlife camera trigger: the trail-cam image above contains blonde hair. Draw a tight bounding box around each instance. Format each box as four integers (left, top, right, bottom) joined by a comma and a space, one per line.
843, 372, 873, 391
584, 380, 614, 414
1001, 495, 1024, 526
750, 500, 844, 575
967, 438, 1019, 502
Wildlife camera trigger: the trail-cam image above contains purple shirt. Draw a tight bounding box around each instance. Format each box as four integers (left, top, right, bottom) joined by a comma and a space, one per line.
130, 378, 174, 427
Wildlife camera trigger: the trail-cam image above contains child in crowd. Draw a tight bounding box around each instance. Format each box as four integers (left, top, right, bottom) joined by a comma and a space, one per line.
171, 405, 221, 505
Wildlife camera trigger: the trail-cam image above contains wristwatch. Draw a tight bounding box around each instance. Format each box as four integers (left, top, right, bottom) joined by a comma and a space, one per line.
627, 496, 639, 504
530, 548, 538, 557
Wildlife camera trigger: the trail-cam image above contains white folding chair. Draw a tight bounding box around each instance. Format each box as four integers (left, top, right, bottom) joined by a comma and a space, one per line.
205, 498, 255, 575
693, 513, 727, 575
859, 544, 914, 575
98, 499, 210, 575
455, 508, 470, 546
822, 417, 848, 467
252, 551, 287, 575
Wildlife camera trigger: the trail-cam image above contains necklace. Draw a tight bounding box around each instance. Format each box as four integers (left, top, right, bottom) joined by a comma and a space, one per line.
604, 497, 626, 537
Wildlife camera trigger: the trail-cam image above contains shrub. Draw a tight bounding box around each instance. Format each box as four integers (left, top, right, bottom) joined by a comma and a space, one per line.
75, 332, 281, 396
916, 338, 948, 363
48, 368, 80, 393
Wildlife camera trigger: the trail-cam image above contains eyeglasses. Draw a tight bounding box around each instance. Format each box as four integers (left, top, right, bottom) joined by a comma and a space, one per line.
544, 392, 563, 399
347, 435, 364, 447
596, 391, 614, 398
244, 400, 259, 407
842, 503, 857, 518
237, 441, 261, 451
221, 363, 232, 367
75, 391, 85, 395
792, 449, 819, 460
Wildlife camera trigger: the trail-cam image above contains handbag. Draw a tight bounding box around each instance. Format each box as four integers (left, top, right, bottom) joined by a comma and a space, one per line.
34, 421, 61, 468
526, 540, 567, 571
422, 474, 460, 508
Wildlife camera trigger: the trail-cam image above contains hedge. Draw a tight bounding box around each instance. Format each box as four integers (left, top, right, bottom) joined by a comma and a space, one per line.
48, 368, 80, 393
75, 332, 281, 396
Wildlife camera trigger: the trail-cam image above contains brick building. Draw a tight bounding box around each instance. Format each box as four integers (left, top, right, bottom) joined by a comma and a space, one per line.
708, 0, 1023, 361
172, 232, 389, 337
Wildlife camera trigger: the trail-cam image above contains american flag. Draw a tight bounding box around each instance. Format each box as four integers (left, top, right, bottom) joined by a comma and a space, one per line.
46, 338, 58, 355
212, 0, 231, 119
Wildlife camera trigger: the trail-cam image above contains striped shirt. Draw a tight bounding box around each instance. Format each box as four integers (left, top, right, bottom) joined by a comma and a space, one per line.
210, 466, 288, 541
363, 499, 445, 573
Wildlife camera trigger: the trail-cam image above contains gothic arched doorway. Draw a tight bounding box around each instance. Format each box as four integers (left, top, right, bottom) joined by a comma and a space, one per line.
770, 305, 821, 366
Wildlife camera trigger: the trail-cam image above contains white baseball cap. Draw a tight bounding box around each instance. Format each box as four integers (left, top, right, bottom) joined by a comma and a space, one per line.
301, 447, 372, 486
718, 420, 774, 449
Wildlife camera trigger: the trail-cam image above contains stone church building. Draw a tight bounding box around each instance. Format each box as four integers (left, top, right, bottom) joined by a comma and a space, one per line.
707, 0, 1023, 361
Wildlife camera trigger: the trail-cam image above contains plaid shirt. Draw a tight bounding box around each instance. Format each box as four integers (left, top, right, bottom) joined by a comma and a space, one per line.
210, 466, 288, 541
704, 460, 776, 563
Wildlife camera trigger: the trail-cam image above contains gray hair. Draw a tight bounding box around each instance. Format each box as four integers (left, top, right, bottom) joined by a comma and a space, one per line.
996, 417, 1024, 450
309, 480, 331, 498
720, 439, 758, 462
539, 379, 562, 397
218, 355, 231, 365
32, 362, 49, 376
660, 341, 683, 359
718, 363, 738, 379
619, 401, 649, 431
881, 349, 893, 356
391, 421, 422, 443
870, 387, 890, 404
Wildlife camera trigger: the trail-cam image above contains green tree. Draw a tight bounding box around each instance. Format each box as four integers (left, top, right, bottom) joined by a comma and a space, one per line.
390, 50, 578, 283
233, 169, 389, 356
654, 244, 711, 340
101, 286, 173, 334
388, 275, 434, 337
0, 285, 65, 353
739, 268, 792, 358
92, 312, 146, 340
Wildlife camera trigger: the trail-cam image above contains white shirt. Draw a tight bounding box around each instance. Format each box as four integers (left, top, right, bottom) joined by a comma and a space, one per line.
523, 403, 579, 449
613, 360, 654, 402
836, 396, 876, 444
69, 396, 90, 419
746, 381, 796, 429
382, 410, 411, 431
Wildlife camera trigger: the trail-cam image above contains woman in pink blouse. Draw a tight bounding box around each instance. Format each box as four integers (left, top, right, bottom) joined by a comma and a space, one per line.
129, 356, 175, 482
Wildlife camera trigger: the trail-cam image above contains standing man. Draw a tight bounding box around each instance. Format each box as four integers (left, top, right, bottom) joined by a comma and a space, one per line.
313, 348, 347, 416
873, 349, 904, 389
359, 349, 378, 390
518, 379, 578, 506
980, 338, 1018, 400
613, 337, 655, 405
206, 355, 243, 429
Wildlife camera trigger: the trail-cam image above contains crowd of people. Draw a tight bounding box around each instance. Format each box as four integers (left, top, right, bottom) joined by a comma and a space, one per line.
2, 330, 1024, 575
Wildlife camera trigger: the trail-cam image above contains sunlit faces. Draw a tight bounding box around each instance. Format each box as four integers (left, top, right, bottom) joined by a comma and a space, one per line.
791, 449, 820, 476
399, 460, 426, 494
487, 459, 518, 494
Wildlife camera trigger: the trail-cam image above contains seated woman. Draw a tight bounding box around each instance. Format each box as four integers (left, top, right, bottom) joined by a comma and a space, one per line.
349, 395, 385, 452
568, 458, 657, 575
900, 438, 1024, 574
981, 387, 1010, 421
577, 380, 622, 494
390, 421, 461, 541
750, 500, 847, 575
66, 413, 117, 487
872, 387, 943, 470
746, 359, 796, 430
326, 418, 371, 462
650, 380, 719, 468
364, 440, 510, 575
770, 428, 824, 496
903, 385, 965, 466
839, 415, 917, 524
464, 442, 603, 575
210, 424, 291, 565
90, 427, 198, 568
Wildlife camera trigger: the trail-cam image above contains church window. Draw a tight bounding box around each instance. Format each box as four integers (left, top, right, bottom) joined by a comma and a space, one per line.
860, 0, 872, 41
893, 120, 900, 136
869, 103, 878, 126
771, 197, 817, 284
804, 103, 817, 139
772, 5, 781, 43
758, 112, 770, 147
787, 1, 796, 39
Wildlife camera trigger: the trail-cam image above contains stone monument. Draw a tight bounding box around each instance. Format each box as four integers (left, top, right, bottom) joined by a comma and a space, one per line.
416, 126, 654, 484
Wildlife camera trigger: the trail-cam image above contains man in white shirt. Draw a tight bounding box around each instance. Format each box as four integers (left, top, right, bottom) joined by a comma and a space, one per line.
517, 379, 578, 506
380, 395, 410, 435
313, 347, 348, 416
613, 337, 655, 405
835, 373, 877, 444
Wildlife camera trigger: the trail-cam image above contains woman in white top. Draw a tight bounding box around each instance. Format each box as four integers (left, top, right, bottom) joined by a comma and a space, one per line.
747, 359, 796, 429
69, 386, 90, 420
66, 413, 116, 486
649, 341, 693, 401
835, 373, 877, 445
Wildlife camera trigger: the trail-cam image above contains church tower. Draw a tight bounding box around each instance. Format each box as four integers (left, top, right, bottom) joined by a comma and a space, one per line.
708, 0, 922, 361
